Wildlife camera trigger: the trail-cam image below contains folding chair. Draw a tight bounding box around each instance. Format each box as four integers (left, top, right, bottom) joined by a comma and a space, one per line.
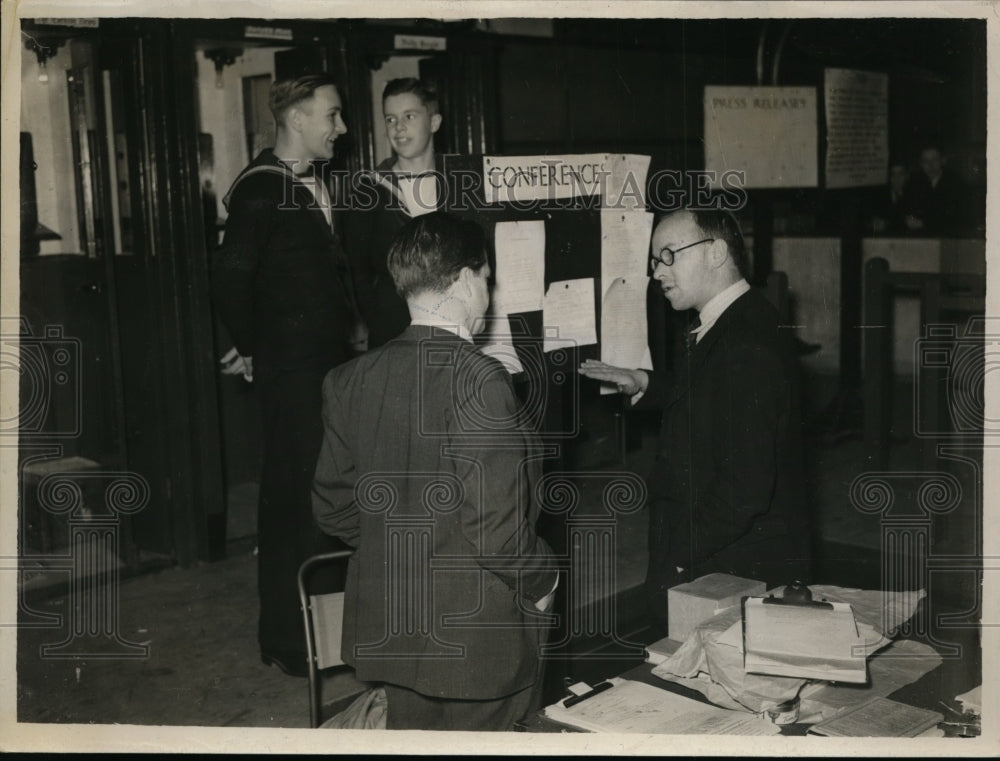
297, 549, 353, 727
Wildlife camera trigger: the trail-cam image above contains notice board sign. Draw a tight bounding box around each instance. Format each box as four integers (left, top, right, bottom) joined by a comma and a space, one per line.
824, 68, 889, 189
703, 86, 818, 189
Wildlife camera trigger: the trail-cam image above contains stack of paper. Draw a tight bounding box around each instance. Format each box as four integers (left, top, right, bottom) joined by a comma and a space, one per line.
543, 678, 780, 735
807, 697, 942, 737
644, 636, 681, 665
743, 597, 867, 683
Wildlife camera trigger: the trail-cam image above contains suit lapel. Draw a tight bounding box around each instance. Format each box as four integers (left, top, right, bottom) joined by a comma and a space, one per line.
663, 291, 753, 407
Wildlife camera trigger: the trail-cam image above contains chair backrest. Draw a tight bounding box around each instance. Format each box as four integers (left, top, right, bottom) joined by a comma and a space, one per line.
298, 549, 353, 727
309, 591, 346, 670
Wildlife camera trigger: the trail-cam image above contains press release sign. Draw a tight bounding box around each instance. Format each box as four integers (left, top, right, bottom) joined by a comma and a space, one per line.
703, 86, 818, 189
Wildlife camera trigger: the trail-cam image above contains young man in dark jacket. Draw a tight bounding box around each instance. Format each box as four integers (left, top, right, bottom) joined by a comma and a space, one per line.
212, 73, 357, 676
345, 78, 446, 349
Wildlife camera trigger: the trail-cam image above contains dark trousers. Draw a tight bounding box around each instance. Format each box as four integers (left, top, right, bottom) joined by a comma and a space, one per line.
383, 680, 542, 731
256, 367, 347, 656
645, 501, 812, 638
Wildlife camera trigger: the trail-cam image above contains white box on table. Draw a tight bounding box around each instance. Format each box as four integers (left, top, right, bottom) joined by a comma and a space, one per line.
667, 573, 766, 643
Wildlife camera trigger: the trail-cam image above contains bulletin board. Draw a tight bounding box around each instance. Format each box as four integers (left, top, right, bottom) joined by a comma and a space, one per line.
440, 152, 656, 436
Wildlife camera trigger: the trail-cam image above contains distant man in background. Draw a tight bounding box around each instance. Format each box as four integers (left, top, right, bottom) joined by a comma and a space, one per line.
870, 161, 910, 236
904, 144, 964, 236
212, 73, 356, 676
313, 212, 557, 730
579, 209, 810, 636
346, 77, 445, 349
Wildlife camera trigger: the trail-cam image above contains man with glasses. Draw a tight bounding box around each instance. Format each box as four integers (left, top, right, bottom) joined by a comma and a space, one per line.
579, 208, 810, 636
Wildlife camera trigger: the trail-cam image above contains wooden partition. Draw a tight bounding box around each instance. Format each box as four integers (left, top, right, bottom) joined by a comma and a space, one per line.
862, 256, 985, 471
746, 236, 842, 375
862, 238, 986, 376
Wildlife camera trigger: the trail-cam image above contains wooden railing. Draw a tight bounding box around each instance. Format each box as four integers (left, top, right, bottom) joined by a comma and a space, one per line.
862, 257, 985, 471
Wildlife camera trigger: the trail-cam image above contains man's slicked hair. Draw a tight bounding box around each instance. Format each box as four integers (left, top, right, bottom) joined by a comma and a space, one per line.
387, 212, 487, 298
382, 77, 440, 116
269, 73, 339, 125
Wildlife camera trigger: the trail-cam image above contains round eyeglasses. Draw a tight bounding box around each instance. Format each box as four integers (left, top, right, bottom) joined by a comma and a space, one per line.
650, 238, 715, 268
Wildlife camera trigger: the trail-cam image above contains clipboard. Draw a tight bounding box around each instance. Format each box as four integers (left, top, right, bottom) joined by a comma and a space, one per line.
742, 591, 868, 684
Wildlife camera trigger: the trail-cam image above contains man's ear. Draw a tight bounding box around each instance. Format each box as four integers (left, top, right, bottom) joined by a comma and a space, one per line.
456, 266, 475, 296
430, 112, 442, 134
707, 239, 729, 270
286, 107, 303, 134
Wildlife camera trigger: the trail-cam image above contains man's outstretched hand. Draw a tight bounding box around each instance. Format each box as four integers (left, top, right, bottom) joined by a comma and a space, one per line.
578, 359, 648, 396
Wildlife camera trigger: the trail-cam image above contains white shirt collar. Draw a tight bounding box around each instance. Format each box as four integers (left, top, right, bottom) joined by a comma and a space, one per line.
692, 278, 751, 342
409, 318, 473, 343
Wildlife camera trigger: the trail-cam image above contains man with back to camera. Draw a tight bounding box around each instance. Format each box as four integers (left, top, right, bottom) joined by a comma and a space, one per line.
312, 212, 558, 730
345, 77, 445, 349
579, 208, 810, 636
211, 73, 357, 676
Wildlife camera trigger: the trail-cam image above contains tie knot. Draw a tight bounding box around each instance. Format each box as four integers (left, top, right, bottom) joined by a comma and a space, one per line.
686, 316, 701, 349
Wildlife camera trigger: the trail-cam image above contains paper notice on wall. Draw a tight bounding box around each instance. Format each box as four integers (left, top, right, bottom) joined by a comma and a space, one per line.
600, 276, 653, 394
604, 153, 652, 210
543, 278, 597, 352
492, 220, 545, 315
704, 86, 818, 189
483, 154, 607, 204
601, 209, 654, 284
824, 68, 889, 189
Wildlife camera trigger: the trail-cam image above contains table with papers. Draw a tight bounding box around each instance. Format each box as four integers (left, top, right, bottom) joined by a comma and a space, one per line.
519, 630, 978, 736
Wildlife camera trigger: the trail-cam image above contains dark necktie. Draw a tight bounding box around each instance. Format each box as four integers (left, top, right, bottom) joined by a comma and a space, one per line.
686, 315, 702, 350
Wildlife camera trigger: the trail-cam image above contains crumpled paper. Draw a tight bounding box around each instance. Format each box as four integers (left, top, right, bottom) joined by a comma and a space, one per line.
320, 687, 388, 729
650, 586, 926, 715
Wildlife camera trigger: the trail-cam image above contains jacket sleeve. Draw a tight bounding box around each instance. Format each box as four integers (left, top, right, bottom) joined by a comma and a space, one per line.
211, 175, 275, 357
631, 369, 667, 410
311, 371, 361, 547
450, 366, 558, 603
